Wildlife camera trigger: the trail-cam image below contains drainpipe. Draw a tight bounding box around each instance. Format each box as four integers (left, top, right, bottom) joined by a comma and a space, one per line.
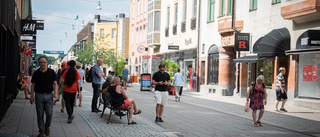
196, 0, 201, 92
231, 0, 241, 94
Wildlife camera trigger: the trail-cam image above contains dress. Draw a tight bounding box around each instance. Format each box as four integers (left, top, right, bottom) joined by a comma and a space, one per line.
250, 83, 265, 110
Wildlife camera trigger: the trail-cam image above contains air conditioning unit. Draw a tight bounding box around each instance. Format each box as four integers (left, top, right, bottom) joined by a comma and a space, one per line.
191, 17, 196, 30
172, 24, 177, 35
181, 21, 186, 33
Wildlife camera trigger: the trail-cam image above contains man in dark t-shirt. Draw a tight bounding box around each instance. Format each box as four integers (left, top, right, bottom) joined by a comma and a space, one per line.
30, 56, 58, 137
152, 64, 171, 122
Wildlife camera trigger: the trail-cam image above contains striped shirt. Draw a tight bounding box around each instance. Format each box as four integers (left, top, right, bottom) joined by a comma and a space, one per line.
276, 74, 285, 90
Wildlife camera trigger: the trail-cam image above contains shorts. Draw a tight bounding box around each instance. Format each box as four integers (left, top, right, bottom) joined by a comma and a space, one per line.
154, 91, 168, 105
116, 99, 130, 109
276, 89, 288, 101
123, 77, 128, 83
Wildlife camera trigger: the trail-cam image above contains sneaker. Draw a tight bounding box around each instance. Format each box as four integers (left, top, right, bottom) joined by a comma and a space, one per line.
67, 115, 74, 123
155, 117, 159, 122
158, 117, 164, 122
280, 108, 288, 112
274, 109, 280, 112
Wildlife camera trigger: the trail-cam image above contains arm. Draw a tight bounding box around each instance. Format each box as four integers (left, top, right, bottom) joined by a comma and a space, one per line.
278, 80, 284, 93
59, 78, 64, 92
118, 85, 128, 100
264, 88, 267, 105
53, 81, 58, 100
77, 80, 80, 93
152, 80, 163, 85
246, 86, 253, 102
102, 86, 109, 94
30, 83, 35, 104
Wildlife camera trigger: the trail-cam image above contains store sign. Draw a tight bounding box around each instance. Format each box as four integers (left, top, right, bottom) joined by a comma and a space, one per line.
137, 45, 145, 53
234, 33, 250, 51
168, 45, 179, 50
303, 65, 318, 82
21, 36, 33, 41
152, 56, 161, 59
21, 20, 37, 34
142, 55, 150, 59
43, 50, 64, 54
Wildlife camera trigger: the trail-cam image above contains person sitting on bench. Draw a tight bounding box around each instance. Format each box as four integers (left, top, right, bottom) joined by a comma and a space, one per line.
102, 77, 142, 124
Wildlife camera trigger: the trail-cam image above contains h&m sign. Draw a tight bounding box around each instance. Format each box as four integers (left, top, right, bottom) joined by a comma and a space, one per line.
234, 33, 250, 51
21, 20, 37, 34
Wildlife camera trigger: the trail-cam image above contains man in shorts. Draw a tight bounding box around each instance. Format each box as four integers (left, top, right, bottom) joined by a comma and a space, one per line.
152, 64, 170, 122
275, 67, 288, 112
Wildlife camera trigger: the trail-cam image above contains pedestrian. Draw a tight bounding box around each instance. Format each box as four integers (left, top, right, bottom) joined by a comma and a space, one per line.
121, 65, 129, 90
246, 75, 267, 127
55, 62, 67, 113
91, 59, 104, 112
59, 60, 81, 123
102, 77, 142, 124
108, 70, 112, 77
75, 62, 84, 107
172, 68, 184, 102
30, 56, 58, 137
275, 67, 288, 112
17, 71, 30, 99
152, 64, 171, 122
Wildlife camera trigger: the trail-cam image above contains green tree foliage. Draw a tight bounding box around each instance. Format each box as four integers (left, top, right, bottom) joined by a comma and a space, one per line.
160, 59, 179, 77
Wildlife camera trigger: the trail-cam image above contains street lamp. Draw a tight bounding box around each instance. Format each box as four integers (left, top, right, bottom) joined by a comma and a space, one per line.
96, 1, 102, 10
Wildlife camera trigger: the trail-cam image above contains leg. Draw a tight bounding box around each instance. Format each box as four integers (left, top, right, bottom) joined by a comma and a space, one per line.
179, 87, 183, 96
79, 91, 82, 106
91, 84, 100, 111
275, 100, 279, 110
44, 94, 53, 130
128, 105, 133, 123
64, 92, 72, 117
281, 99, 287, 109
174, 86, 180, 101
35, 93, 45, 134
155, 104, 161, 117
21, 84, 28, 98
257, 109, 264, 126
128, 98, 137, 113
252, 109, 257, 126
159, 105, 164, 118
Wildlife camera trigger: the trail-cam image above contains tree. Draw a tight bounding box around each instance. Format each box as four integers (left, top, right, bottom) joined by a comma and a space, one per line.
160, 59, 179, 77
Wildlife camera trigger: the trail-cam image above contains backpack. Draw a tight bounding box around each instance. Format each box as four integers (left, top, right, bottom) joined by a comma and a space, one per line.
86, 68, 93, 83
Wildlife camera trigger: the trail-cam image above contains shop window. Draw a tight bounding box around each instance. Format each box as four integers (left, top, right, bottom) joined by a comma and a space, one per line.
201, 61, 205, 85
208, 54, 219, 85
257, 58, 274, 87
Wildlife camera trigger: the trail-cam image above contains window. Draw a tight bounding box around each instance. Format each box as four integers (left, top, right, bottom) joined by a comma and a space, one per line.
140, 27, 142, 43
112, 28, 116, 39
167, 7, 170, 27
220, 0, 225, 16
193, 0, 197, 17
144, 0, 147, 12
136, 29, 138, 44
202, 44, 205, 54
183, 0, 187, 21
137, 0, 140, 18
272, 0, 281, 4
132, 3, 135, 23
148, 12, 153, 32
143, 26, 145, 42
131, 30, 133, 45
250, 0, 257, 11
227, 0, 232, 15
175, 3, 178, 24
155, 11, 160, 31
100, 29, 104, 38
208, 0, 215, 22
208, 53, 219, 85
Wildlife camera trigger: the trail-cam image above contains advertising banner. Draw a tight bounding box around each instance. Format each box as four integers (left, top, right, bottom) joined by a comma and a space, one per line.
234, 33, 250, 51
141, 73, 151, 91
303, 65, 318, 82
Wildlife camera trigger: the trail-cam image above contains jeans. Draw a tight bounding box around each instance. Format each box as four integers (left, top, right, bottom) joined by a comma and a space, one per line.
35, 93, 53, 133
63, 91, 76, 117
91, 83, 100, 111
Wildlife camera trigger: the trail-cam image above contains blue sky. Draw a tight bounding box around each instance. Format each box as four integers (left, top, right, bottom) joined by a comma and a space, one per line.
32, 0, 130, 57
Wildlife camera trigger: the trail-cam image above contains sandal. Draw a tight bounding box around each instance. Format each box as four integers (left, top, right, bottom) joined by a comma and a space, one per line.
257, 121, 262, 126
134, 109, 142, 115
61, 109, 64, 113
129, 121, 137, 124
254, 123, 258, 127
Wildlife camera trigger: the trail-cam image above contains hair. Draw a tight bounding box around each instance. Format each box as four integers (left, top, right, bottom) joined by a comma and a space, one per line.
108, 70, 111, 74
159, 64, 166, 69
38, 56, 47, 62
65, 60, 77, 87
177, 68, 180, 72
279, 67, 285, 72
256, 75, 265, 82
113, 77, 120, 83
61, 62, 67, 69
106, 75, 114, 82
124, 65, 128, 69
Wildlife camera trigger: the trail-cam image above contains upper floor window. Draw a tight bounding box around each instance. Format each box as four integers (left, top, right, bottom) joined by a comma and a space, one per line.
132, 3, 135, 22
272, 0, 281, 4
183, 0, 187, 21
250, 0, 257, 11
208, 0, 215, 22
137, 0, 140, 17
136, 29, 139, 44
220, 0, 225, 16
131, 30, 133, 45
175, 3, 178, 24
193, 0, 197, 17
100, 29, 104, 38
155, 11, 160, 31
112, 28, 116, 39
167, 7, 170, 27
227, 0, 232, 15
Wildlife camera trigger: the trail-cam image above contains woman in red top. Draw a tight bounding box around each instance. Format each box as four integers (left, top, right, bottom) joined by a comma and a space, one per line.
59, 60, 80, 123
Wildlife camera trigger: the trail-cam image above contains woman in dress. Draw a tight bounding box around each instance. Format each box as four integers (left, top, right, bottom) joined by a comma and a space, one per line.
246, 75, 267, 127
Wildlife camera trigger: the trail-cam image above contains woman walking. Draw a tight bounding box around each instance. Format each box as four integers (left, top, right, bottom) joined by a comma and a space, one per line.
246, 75, 267, 127
172, 69, 184, 101
59, 60, 81, 123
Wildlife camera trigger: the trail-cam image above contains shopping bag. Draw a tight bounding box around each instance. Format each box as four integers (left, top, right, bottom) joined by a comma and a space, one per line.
244, 102, 250, 112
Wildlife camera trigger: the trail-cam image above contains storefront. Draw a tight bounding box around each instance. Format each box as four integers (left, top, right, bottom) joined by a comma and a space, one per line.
286, 30, 320, 99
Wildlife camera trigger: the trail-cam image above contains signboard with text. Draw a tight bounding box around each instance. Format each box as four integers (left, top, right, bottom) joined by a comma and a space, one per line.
234, 33, 250, 51
140, 73, 151, 91
21, 20, 37, 34
168, 45, 179, 50
43, 51, 64, 54
303, 65, 318, 82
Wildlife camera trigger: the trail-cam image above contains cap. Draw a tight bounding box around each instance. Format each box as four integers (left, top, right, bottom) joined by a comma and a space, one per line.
76, 62, 82, 67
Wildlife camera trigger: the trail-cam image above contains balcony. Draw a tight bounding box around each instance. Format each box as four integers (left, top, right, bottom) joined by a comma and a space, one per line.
217, 15, 243, 34
173, 24, 177, 35
181, 21, 186, 33
281, 0, 320, 23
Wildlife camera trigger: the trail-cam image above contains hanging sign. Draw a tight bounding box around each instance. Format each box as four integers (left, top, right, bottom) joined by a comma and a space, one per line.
21, 20, 37, 34
235, 33, 250, 51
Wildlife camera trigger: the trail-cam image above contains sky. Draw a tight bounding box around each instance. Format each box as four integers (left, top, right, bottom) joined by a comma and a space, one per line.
32, 0, 130, 58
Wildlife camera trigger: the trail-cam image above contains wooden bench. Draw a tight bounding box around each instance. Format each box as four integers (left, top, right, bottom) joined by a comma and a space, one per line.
98, 91, 130, 124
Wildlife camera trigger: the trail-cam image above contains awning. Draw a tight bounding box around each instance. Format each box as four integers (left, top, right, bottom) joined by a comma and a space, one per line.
257, 28, 291, 57
252, 37, 263, 53
233, 55, 258, 63
286, 48, 320, 55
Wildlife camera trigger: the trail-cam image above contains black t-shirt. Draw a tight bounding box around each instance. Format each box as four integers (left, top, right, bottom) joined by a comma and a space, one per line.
152, 71, 170, 91
31, 68, 57, 93
102, 81, 112, 90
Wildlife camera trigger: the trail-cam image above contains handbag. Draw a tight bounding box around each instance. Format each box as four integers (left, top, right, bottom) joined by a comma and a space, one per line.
244, 102, 250, 112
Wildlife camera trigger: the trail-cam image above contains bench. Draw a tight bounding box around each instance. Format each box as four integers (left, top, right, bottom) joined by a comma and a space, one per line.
98, 91, 130, 125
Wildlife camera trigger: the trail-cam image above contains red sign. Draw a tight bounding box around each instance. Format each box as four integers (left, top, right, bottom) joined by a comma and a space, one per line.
303, 65, 318, 82
24, 46, 32, 55
142, 55, 150, 59
189, 68, 192, 89
142, 74, 150, 80
152, 56, 161, 59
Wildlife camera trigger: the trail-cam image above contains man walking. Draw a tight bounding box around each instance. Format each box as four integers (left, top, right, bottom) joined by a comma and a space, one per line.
121, 65, 129, 90
172, 68, 184, 101
30, 56, 58, 137
275, 67, 288, 112
152, 64, 171, 122
91, 59, 104, 112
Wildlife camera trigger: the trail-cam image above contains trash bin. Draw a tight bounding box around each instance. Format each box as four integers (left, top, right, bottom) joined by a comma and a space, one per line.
140, 73, 151, 91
